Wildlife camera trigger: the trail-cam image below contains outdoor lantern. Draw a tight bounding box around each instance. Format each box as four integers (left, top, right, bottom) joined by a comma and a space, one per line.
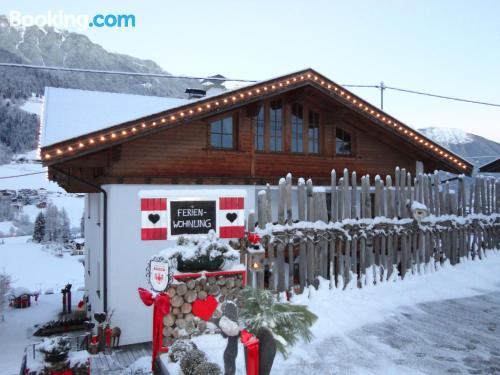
411, 202, 428, 223
248, 249, 265, 272
246, 232, 265, 272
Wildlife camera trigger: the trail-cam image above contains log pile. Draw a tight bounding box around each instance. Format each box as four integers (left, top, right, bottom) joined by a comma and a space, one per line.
163, 273, 244, 345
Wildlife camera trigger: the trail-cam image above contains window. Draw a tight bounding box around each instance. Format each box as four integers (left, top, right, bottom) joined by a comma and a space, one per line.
269, 100, 283, 151
254, 106, 265, 151
210, 116, 233, 149
291, 104, 303, 153
308, 110, 320, 154
336, 127, 352, 155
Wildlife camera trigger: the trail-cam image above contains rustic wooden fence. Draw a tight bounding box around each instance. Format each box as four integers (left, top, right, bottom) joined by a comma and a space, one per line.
246, 168, 500, 292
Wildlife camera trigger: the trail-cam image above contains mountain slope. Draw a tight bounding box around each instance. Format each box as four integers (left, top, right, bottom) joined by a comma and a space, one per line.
0, 15, 200, 99
419, 127, 500, 168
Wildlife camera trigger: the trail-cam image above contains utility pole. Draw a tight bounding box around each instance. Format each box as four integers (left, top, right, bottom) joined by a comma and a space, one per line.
379, 81, 386, 110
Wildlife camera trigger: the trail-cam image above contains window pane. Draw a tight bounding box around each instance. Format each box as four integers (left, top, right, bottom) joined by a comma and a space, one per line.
222, 134, 233, 148
308, 110, 319, 154
254, 106, 264, 151
336, 127, 352, 155
270, 100, 283, 152
223, 117, 233, 134
211, 120, 221, 134
291, 103, 303, 153
211, 133, 221, 147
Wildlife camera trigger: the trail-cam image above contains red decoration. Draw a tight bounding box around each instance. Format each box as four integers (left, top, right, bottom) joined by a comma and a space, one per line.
77, 300, 85, 309
137, 288, 171, 371
247, 232, 261, 245
219, 196, 245, 238
240, 329, 260, 375
51, 370, 72, 375
141, 198, 167, 240
105, 327, 112, 347
91, 335, 98, 345
191, 295, 218, 321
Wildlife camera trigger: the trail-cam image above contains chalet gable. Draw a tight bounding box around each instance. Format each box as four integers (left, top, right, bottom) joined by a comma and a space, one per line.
40, 68, 473, 175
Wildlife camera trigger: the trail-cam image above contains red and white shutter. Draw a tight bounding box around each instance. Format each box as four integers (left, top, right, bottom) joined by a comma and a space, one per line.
218, 197, 245, 239
141, 198, 167, 240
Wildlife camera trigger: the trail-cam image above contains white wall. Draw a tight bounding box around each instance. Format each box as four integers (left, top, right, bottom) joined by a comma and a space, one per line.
103, 184, 258, 345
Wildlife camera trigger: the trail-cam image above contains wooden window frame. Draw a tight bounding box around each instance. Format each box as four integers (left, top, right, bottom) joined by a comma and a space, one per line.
253, 105, 265, 151
207, 113, 238, 151
334, 124, 355, 157
307, 109, 320, 155
268, 99, 284, 153
291, 103, 304, 153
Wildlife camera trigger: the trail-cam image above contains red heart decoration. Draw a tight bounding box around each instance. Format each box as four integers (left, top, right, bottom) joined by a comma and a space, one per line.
192, 295, 218, 321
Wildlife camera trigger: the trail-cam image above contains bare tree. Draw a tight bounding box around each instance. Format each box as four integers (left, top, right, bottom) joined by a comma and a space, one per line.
0, 272, 11, 322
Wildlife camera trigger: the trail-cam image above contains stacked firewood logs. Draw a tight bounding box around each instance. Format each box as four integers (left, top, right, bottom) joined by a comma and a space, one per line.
163, 274, 244, 344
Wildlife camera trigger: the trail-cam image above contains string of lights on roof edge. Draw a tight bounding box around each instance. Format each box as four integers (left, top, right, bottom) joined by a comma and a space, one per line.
41, 70, 471, 171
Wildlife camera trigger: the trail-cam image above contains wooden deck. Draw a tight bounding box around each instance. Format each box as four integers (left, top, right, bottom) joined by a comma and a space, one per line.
89, 342, 152, 374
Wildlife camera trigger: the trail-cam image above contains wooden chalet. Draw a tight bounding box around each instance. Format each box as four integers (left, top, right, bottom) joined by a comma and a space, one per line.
39, 68, 474, 346
41, 68, 472, 192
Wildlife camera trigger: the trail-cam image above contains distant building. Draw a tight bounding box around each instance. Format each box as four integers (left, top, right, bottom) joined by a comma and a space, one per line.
479, 158, 500, 173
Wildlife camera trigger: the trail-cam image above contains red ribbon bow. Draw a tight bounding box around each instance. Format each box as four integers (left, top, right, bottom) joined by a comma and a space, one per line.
240, 329, 260, 375
138, 287, 170, 371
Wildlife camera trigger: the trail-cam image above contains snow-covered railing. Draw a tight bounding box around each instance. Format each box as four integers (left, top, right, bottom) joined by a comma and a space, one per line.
246, 167, 500, 292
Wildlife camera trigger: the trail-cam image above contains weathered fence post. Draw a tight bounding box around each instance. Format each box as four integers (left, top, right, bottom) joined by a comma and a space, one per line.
331, 170, 337, 222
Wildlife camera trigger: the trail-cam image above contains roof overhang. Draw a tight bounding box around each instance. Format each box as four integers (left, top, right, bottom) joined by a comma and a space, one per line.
40, 68, 473, 175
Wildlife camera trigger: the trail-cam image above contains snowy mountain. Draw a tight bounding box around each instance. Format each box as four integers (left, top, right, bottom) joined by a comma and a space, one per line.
0, 15, 206, 157
0, 15, 201, 99
419, 127, 500, 168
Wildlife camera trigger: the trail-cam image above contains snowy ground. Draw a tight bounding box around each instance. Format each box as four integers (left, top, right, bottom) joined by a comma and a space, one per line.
0, 236, 84, 374
0, 157, 84, 234
0, 236, 84, 292
163, 250, 500, 375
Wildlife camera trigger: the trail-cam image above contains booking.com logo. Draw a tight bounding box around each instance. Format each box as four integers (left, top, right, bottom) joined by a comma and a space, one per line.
7, 10, 136, 31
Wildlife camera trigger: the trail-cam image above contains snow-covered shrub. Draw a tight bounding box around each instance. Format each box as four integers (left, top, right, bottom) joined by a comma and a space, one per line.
159, 230, 238, 272
193, 361, 222, 375
38, 335, 71, 362
168, 339, 198, 363
239, 288, 317, 358
180, 348, 207, 375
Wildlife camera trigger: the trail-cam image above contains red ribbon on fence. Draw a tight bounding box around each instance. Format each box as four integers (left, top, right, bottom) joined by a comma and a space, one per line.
138, 288, 171, 371
240, 329, 260, 375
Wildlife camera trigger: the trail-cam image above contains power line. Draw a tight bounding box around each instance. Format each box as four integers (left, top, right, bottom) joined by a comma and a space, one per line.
2, 62, 500, 108
384, 85, 500, 108
0, 62, 257, 83
0, 171, 45, 179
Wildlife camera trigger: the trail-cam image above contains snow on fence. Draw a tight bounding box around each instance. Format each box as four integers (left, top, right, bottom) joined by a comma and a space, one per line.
246, 167, 500, 292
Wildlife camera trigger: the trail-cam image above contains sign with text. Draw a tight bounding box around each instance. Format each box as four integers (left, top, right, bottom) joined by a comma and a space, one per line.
170, 200, 216, 236
139, 189, 246, 240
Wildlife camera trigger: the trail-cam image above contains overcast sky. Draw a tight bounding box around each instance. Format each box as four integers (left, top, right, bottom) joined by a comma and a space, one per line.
2, 0, 500, 143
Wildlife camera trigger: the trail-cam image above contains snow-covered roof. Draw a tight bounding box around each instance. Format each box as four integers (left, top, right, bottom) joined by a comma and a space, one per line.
40, 87, 190, 147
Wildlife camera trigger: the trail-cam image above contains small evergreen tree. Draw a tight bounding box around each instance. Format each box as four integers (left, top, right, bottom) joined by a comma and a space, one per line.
239, 288, 317, 358
33, 211, 46, 242
58, 208, 71, 243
